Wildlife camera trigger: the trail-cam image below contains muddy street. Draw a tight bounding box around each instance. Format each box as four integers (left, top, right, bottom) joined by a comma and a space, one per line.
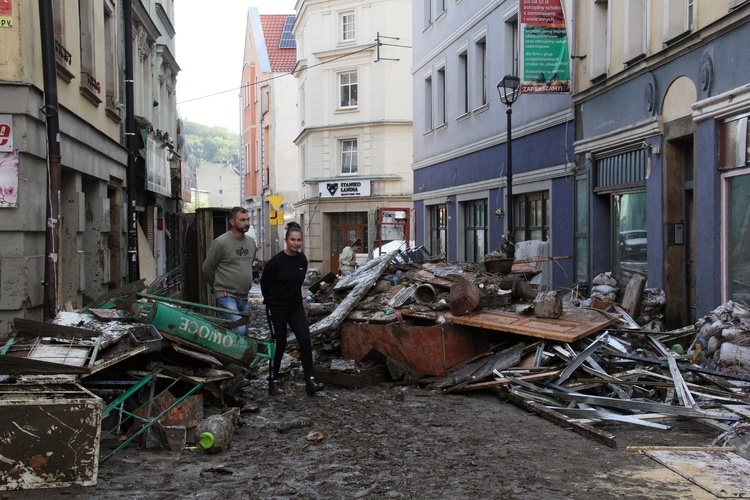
35, 379, 717, 500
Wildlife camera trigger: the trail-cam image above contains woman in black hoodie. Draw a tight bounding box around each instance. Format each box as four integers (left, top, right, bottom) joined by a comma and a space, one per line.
260, 221, 324, 396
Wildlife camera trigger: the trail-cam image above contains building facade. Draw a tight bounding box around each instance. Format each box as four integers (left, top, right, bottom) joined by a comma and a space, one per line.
293, 0, 414, 274
241, 8, 298, 260
573, 0, 750, 327
412, 0, 575, 288
133, 0, 183, 283
0, 0, 183, 333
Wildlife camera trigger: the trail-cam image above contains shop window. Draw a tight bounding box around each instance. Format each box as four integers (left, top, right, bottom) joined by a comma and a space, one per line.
463, 199, 487, 262
725, 171, 750, 301
428, 204, 447, 256
613, 191, 648, 289
513, 191, 549, 243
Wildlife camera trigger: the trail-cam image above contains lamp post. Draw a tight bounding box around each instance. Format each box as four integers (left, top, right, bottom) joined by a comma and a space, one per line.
497, 75, 521, 260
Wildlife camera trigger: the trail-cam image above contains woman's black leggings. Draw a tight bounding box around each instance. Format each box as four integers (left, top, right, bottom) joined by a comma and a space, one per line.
265, 305, 314, 380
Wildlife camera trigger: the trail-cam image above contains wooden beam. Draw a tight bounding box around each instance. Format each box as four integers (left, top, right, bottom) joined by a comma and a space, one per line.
450, 370, 561, 393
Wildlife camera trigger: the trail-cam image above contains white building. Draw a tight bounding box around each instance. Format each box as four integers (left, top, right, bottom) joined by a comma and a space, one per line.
292, 0, 414, 273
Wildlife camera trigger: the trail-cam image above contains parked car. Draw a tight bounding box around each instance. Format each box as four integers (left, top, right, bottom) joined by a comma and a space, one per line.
619, 230, 647, 260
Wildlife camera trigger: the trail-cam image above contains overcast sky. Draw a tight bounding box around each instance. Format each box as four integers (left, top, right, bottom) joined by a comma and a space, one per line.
175, 0, 297, 134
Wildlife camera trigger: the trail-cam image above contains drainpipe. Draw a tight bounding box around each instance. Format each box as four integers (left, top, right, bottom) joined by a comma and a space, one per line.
39, 0, 62, 320
124, 0, 139, 282
260, 84, 269, 258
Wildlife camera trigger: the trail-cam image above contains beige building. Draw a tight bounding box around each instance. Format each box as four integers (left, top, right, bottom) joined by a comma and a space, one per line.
0, 1, 183, 333
292, 0, 414, 273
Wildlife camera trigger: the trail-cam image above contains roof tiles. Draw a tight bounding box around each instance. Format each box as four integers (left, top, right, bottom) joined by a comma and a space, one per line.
260, 15, 297, 73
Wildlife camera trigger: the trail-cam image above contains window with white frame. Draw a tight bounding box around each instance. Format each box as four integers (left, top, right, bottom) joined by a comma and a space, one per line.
589, 0, 609, 81
624, 0, 646, 63
339, 71, 358, 108
458, 49, 468, 115
341, 12, 355, 42
436, 65, 446, 126
504, 13, 519, 77
437, 0, 446, 15
665, 0, 694, 43
104, 3, 118, 111
424, 74, 433, 131
721, 116, 750, 302
340, 139, 358, 174
79, 0, 97, 95
473, 36, 487, 108
424, 0, 432, 27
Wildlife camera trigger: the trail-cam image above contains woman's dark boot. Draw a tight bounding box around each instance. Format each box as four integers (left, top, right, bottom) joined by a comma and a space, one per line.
268, 378, 284, 396
305, 376, 324, 396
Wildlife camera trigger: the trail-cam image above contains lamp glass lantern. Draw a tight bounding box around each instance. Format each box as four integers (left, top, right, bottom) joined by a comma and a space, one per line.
497, 75, 521, 260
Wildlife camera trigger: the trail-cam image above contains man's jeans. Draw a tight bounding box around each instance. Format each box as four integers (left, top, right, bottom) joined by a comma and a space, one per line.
216, 295, 248, 336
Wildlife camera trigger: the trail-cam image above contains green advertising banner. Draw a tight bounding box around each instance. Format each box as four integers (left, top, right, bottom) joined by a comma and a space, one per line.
520, 0, 571, 94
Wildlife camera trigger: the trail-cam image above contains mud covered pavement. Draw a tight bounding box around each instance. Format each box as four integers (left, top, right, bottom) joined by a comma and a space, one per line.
36, 380, 719, 499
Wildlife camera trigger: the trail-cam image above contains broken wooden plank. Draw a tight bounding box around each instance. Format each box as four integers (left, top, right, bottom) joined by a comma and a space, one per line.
450, 370, 561, 392
554, 334, 608, 385
621, 273, 646, 319
172, 344, 223, 367
551, 407, 671, 430
0, 354, 90, 375
627, 446, 737, 453
312, 251, 398, 335
649, 335, 697, 408
645, 450, 750, 497
444, 307, 616, 343
388, 284, 417, 308
504, 390, 617, 448
550, 392, 740, 420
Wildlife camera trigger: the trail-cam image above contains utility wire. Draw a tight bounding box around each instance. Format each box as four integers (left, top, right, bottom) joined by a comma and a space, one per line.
178, 43, 379, 105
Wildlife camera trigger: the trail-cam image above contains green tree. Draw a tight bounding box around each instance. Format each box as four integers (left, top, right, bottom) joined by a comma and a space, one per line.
182, 119, 240, 168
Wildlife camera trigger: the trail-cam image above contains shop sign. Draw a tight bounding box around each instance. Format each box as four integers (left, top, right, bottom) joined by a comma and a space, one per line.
319, 179, 371, 198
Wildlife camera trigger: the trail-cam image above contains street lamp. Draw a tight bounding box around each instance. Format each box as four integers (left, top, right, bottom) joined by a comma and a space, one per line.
497, 75, 521, 260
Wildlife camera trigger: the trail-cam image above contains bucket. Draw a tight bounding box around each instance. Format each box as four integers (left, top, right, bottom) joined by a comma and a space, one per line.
414, 284, 437, 305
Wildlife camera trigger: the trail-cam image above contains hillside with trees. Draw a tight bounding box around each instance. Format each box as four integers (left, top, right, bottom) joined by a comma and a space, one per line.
182, 119, 240, 167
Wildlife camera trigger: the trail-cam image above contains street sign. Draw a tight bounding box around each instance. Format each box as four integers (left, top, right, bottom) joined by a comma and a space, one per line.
268, 195, 283, 210
269, 210, 283, 226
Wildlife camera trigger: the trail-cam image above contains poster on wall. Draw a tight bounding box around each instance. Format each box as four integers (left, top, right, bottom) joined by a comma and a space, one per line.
0, 114, 13, 152
520, 0, 570, 94
0, 0, 12, 28
0, 149, 19, 207
146, 137, 170, 197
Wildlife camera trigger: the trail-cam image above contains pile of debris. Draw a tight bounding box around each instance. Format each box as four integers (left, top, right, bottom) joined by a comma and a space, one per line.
0, 279, 274, 491
696, 301, 750, 370
3, 244, 750, 491
301, 250, 750, 454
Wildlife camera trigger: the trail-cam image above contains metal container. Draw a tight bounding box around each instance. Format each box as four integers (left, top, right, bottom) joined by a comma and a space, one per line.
133, 301, 257, 365
414, 284, 437, 305
0, 384, 102, 490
